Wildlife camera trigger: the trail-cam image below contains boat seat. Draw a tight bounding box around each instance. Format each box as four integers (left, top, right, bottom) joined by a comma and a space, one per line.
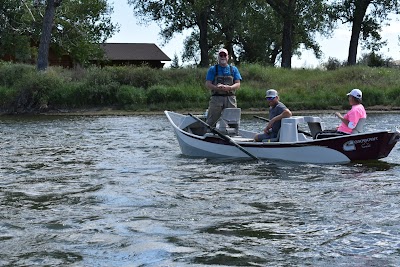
217, 108, 241, 136
304, 116, 324, 139
352, 118, 366, 134
280, 117, 305, 142
297, 133, 308, 141
261, 129, 280, 142
261, 116, 309, 143
179, 116, 198, 129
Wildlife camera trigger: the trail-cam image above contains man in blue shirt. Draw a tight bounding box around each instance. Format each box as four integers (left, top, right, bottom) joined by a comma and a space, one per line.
205, 48, 242, 127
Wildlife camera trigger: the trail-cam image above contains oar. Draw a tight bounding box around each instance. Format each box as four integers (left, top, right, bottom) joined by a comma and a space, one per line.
253, 115, 313, 137
188, 113, 259, 160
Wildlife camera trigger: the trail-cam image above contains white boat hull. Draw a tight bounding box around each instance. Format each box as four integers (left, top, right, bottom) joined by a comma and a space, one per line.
165, 110, 400, 164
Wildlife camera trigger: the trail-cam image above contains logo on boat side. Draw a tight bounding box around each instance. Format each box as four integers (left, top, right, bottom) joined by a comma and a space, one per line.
343, 140, 356, 151
343, 137, 378, 151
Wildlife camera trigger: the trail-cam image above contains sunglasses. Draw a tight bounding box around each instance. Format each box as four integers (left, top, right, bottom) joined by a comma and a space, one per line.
219, 53, 227, 57
266, 97, 276, 101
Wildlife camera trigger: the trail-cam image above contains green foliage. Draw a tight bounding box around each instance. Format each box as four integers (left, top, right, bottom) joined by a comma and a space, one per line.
324, 57, 344, 71
11, 70, 64, 112
361, 87, 387, 106
116, 85, 147, 107
161, 68, 206, 88
358, 52, 392, 67
0, 63, 36, 87
330, 0, 399, 65
0, 86, 16, 109
104, 66, 160, 89
0, 0, 117, 67
387, 87, 400, 106
170, 54, 180, 69
0, 1, 36, 61
128, 0, 333, 68
56, 0, 118, 65
79, 82, 120, 106
146, 84, 207, 108
0, 63, 400, 114
48, 83, 83, 108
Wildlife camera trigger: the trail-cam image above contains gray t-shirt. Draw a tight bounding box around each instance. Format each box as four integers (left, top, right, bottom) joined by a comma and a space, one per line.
269, 101, 288, 137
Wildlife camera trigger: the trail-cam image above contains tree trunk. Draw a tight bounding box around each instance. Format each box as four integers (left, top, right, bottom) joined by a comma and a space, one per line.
198, 10, 209, 67
266, 0, 296, 69
281, 15, 293, 68
37, 0, 61, 71
347, 20, 362, 65
347, 0, 371, 66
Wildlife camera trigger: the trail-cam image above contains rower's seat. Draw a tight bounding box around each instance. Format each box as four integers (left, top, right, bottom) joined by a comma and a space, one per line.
352, 118, 366, 134
261, 129, 280, 142
304, 116, 324, 139
217, 108, 241, 135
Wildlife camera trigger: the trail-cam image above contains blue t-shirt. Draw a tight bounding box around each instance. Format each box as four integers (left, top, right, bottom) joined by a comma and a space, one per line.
206, 65, 242, 82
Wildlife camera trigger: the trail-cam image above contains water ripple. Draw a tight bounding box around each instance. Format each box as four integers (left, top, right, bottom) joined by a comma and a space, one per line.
0, 114, 399, 266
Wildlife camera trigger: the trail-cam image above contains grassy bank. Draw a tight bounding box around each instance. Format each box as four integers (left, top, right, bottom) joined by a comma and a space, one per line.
0, 62, 399, 114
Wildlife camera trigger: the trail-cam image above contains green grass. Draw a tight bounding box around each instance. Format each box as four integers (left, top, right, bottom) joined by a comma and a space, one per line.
0, 62, 399, 113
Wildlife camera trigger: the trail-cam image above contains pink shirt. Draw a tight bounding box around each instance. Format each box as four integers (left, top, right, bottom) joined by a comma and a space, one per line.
337, 104, 367, 134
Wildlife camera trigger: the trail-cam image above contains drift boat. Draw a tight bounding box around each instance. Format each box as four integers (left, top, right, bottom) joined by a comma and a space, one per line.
165, 109, 400, 164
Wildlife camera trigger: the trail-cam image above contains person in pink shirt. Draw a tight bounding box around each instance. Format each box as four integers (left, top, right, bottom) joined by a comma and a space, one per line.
335, 89, 367, 134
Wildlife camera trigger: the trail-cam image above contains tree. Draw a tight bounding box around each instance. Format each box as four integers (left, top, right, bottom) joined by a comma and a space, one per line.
0, 0, 37, 62
358, 51, 392, 67
52, 0, 117, 65
0, 0, 117, 69
37, 0, 62, 71
331, 0, 400, 66
128, 0, 213, 67
234, 1, 283, 65
179, 0, 251, 66
265, 0, 333, 68
170, 53, 180, 68
128, 0, 333, 68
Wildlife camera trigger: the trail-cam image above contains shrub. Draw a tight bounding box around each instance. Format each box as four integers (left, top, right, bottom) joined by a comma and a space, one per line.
116, 85, 147, 106
0, 86, 17, 109
11, 71, 64, 113
48, 83, 83, 108
358, 52, 391, 67
80, 82, 120, 106
105, 66, 160, 89
323, 57, 343, 71
362, 87, 387, 106
386, 87, 400, 106
0, 63, 36, 87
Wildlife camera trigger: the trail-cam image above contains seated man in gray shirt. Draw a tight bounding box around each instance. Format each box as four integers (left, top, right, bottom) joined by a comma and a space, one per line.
254, 89, 292, 141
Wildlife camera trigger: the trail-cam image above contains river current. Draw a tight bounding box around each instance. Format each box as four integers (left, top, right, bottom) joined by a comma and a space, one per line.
0, 113, 399, 266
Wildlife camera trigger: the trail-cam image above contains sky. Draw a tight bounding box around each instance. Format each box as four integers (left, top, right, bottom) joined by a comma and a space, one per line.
107, 0, 400, 68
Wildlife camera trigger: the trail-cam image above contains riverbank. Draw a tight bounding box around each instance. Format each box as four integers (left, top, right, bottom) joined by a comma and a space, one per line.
1, 63, 400, 114
21, 105, 400, 116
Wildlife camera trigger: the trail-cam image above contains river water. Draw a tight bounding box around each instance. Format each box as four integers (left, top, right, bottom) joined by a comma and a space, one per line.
0, 113, 399, 267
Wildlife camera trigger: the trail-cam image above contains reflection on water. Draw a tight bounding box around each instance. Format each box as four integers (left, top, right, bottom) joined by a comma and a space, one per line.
0, 113, 399, 266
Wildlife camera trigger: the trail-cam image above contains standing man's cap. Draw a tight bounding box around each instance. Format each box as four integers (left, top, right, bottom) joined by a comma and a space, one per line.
265, 89, 278, 98
347, 88, 362, 99
218, 48, 228, 55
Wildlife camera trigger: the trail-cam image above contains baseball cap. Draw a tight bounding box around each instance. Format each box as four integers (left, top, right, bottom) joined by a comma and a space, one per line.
265, 89, 278, 98
347, 88, 362, 99
218, 48, 228, 56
